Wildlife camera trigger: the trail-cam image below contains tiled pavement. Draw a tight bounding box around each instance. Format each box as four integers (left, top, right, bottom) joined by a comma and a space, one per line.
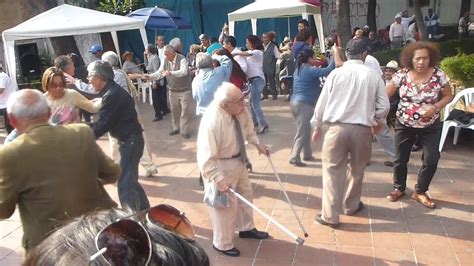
1, 98, 473, 265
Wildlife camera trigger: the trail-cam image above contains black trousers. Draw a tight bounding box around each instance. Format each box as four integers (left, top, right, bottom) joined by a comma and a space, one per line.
151, 81, 169, 118
0, 108, 13, 134
263, 73, 277, 98
393, 120, 442, 193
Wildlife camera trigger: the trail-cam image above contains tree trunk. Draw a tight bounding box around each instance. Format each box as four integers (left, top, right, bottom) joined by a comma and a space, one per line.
413, 0, 428, 40
460, 0, 471, 17
367, 0, 377, 32
336, 0, 352, 47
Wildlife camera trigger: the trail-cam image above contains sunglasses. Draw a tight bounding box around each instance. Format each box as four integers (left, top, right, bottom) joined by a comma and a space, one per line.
90, 204, 195, 265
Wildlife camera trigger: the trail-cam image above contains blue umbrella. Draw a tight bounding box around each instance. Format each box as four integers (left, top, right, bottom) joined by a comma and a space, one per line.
126, 6, 192, 30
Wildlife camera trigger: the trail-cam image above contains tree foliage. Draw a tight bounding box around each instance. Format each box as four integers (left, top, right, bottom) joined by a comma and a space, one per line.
97, 0, 144, 15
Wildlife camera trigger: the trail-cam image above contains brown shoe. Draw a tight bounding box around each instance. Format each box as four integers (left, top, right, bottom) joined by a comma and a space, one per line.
387, 189, 405, 202
411, 192, 436, 209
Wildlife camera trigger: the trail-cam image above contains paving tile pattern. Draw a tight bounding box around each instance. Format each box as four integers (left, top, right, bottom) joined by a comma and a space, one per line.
1, 99, 473, 265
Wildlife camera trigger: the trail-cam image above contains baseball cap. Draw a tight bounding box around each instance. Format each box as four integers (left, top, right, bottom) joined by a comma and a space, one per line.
89, 44, 103, 54
385, 60, 399, 70
346, 38, 369, 55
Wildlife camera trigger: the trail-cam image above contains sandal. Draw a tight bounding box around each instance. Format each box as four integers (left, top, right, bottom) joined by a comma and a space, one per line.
411, 192, 436, 209
387, 189, 405, 202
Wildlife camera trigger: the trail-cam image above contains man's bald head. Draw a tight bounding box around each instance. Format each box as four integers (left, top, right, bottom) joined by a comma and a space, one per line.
7, 89, 49, 122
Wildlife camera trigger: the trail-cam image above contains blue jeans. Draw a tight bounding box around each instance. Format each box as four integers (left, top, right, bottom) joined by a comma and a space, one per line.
118, 133, 150, 212
249, 77, 267, 127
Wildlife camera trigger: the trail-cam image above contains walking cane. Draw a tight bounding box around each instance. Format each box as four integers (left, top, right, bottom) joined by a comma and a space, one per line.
229, 188, 305, 245
267, 155, 309, 238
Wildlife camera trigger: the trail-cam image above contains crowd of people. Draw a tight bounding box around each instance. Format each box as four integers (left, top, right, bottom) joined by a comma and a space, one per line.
0, 10, 460, 262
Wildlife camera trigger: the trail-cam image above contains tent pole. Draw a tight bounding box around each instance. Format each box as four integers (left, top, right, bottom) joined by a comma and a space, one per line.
287, 17, 290, 38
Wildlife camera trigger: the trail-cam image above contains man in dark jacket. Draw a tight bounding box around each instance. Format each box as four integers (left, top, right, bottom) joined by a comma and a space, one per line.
88, 60, 150, 212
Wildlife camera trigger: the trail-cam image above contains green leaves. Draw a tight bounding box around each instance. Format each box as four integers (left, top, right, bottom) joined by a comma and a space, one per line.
97, 0, 144, 15
440, 54, 474, 87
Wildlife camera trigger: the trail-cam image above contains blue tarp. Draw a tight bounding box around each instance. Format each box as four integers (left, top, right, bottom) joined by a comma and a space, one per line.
118, 0, 313, 62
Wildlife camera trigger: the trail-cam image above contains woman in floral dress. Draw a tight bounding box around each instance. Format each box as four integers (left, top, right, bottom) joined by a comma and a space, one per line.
386, 42, 453, 208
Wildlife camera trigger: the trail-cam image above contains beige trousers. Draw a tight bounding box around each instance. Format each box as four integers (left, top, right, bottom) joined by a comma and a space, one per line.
207, 158, 255, 250
169, 90, 194, 134
321, 123, 372, 224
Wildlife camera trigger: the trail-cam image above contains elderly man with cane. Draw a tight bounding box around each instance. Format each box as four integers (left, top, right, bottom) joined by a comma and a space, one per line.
197, 82, 270, 257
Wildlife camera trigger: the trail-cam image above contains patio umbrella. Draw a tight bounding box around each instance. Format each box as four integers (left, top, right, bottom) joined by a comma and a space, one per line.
126, 6, 192, 31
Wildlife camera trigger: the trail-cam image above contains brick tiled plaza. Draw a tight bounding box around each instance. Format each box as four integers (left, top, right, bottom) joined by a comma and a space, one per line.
1, 99, 473, 265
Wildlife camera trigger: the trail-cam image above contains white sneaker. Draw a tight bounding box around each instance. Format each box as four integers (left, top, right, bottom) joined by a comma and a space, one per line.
144, 168, 158, 177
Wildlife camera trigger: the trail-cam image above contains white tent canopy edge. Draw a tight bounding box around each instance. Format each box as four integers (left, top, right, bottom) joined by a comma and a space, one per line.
228, 0, 325, 53
2, 4, 148, 90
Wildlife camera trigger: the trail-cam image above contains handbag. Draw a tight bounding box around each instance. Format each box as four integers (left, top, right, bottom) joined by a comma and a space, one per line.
203, 181, 230, 208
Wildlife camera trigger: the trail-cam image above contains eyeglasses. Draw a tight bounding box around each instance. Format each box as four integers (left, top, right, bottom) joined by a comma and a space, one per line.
90, 204, 195, 265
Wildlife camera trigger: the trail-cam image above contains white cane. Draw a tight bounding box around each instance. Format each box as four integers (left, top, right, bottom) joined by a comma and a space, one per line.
229, 188, 305, 245
267, 155, 309, 237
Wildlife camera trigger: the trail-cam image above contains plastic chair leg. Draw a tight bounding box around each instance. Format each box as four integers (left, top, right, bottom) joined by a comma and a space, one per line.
453, 127, 461, 145
439, 123, 452, 152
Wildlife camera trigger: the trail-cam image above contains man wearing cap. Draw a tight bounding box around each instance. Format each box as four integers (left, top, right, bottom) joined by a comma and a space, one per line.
89, 44, 104, 60
311, 38, 389, 228
389, 14, 405, 49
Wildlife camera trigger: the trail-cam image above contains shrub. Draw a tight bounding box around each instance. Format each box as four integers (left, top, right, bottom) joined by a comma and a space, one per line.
440, 54, 474, 88
373, 39, 474, 66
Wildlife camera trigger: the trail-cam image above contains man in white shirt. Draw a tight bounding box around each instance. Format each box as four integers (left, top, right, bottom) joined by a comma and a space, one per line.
390, 14, 405, 49
197, 82, 270, 257
155, 35, 166, 63
363, 53, 396, 167
223, 36, 248, 74
311, 38, 389, 228
0, 63, 15, 133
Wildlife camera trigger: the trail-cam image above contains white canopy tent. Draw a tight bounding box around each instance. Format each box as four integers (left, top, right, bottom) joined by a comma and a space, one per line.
2, 4, 148, 89
228, 0, 325, 52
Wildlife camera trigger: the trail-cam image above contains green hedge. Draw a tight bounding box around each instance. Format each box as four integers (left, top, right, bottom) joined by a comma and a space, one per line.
440, 54, 474, 87
373, 39, 474, 66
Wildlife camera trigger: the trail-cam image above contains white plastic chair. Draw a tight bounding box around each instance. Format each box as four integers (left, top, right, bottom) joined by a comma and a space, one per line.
136, 78, 153, 105
439, 87, 474, 151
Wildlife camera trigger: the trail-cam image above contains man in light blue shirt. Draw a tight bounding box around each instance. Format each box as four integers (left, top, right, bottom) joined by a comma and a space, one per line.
192, 53, 232, 116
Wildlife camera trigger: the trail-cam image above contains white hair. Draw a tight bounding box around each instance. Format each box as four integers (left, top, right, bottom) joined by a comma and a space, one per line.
195, 52, 212, 69
213, 82, 240, 105
169, 38, 182, 52
7, 89, 49, 120
163, 45, 176, 55
101, 51, 120, 68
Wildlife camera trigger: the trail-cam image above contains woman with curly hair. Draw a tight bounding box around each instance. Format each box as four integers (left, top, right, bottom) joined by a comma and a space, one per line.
386, 42, 453, 208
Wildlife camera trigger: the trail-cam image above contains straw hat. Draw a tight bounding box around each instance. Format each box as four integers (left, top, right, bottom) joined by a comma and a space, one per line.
385, 60, 399, 70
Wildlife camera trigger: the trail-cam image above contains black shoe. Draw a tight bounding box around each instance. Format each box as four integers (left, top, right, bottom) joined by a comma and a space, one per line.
315, 214, 339, 229
181, 133, 190, 139
261, 95, 268, 100
169, 129, 180, 136
303, 156, 317, 162
162, 109, 171, 115
257, 125, 268, 134
272, 95, 277, 100
384, 161, 394, 167
239, 228, 270, 239
246, 162, 253, 172
213, 245, 240, 257
289, 158, 306, 167
348, 202, 364, 216
153, 116, 162, 122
